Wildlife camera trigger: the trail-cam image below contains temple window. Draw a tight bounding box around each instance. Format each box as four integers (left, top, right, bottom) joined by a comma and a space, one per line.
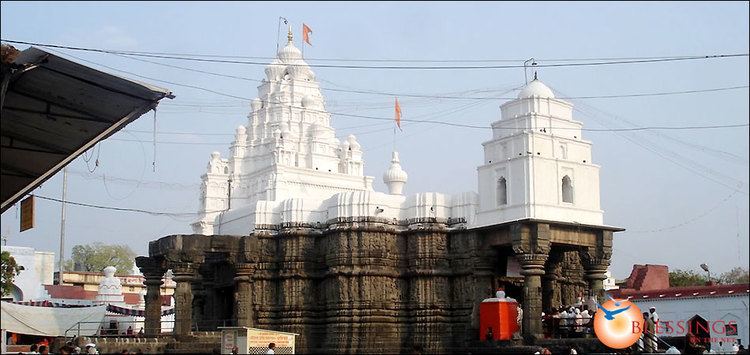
562, 175, 574, 203
496, 177, 507, 206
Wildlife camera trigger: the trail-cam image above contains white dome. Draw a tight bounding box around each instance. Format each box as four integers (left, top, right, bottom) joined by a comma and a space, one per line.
278, 42, 303, 62
265, 58, 284, 81
517, 79, 555, 99
383, 151, 408, 195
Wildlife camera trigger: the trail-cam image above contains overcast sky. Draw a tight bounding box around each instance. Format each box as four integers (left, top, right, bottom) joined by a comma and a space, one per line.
1, 1, 748, 279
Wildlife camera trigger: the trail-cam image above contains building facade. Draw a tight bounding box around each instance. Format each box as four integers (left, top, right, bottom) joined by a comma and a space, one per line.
2, 245, 54, 301
138, 29, 621, 353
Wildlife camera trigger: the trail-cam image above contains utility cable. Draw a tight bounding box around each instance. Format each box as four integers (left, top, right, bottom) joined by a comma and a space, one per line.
4, 39, 746, 70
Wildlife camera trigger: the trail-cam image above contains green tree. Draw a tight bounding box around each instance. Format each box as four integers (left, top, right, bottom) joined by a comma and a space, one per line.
1, 251, 22, 296
669, 269, 709, 287
718, 267, 750, 284
65, 242, 136, 275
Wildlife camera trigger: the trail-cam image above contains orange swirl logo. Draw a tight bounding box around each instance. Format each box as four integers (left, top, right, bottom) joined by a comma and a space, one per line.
593, 297, 643, 349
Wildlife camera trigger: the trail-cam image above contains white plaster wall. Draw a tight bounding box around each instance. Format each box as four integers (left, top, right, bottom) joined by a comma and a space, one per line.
2, 246, 54, 300
631, 295, 750, 352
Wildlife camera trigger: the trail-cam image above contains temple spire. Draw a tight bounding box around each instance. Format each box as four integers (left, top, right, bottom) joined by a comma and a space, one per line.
287, 24, 293, 43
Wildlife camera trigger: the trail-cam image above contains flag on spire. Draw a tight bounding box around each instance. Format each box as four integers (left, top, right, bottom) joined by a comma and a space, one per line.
302, 23, 313, 46
394, 98, 402, 131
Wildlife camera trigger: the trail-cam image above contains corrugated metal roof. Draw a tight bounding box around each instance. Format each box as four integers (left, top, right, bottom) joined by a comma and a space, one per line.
1, 46, 172, 211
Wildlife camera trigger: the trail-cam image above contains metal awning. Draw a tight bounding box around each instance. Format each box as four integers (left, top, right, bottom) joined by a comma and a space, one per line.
1, 46, 173, 212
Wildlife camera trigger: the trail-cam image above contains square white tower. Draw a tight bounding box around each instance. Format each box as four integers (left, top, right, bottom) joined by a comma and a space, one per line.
475, 78, 603, 228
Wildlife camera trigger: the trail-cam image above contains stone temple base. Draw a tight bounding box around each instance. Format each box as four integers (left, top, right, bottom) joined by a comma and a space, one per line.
136, 217, 618, 354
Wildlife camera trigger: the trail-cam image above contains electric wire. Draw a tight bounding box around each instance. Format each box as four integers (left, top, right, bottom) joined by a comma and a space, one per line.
4, 39, 746, 70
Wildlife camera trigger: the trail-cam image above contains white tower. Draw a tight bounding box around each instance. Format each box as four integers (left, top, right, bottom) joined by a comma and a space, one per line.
383, 151, 408, 195
475, 76, 603, 228
192, 28, 374, 235
95, 266, 125, 305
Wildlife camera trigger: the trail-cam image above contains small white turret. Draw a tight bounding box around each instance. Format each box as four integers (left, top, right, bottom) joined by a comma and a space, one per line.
383, 151, 408, 195
95, 266, 124, 305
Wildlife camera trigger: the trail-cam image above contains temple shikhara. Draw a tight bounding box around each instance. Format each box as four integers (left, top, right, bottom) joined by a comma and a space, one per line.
136, 29, 622, 353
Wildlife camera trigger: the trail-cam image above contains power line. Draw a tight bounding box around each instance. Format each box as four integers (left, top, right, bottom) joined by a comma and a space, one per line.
2, 39, 727, 63
34, 194, 212, 217
43, 46, 750, 106
3, 39, 748, 70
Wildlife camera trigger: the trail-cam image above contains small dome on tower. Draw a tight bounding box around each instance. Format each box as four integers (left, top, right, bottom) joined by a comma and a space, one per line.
517, 78, 555, 99
236, 125, 247, 135
265, 58, 284, 81
383, 151, 408, 195
210, 151, 221, 160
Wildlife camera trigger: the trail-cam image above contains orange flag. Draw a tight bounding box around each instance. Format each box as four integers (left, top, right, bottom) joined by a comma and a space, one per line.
394, 97, 402, 131
302, 23, 313, 45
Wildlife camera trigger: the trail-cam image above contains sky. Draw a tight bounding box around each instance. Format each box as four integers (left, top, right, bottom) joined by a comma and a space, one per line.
1, 1, 748, 279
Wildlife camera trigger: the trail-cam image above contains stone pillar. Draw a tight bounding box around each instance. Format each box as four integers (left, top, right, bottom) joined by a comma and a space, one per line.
542, 274, 561, 312
136, 257, 165, 336
517, 254, 548, 339
583, 262, 608, 304
579, 230, 613, 304
173, 266, 197, 336
234, 264, 255, 327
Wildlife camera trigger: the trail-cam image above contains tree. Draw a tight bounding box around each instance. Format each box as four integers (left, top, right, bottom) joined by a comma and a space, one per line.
718, 267, 750, 284
1, 251, 22, 296
669, 269, 709, 287
65, 242, 136, 275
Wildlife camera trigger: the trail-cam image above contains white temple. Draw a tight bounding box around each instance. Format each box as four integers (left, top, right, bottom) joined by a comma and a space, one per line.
192, 31, 604, 235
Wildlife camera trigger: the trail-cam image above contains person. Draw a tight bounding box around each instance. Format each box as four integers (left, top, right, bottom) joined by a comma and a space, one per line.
231, 346, 239, 354
574, 308, 584, 334
559, 307, 570, 337
649, 307, 660, 327
266, 342, 276, 354
648, 308, 659, 352
29, 344, 39, 354
38, 345, 49, 355
59, 346, 73, 355
637, 317, 645, 351
541, 347, 552, 355
138, 328, 144, 337
580, 305, 591, 334
516, 303, 523, 334
126, 326, 133, 336
73, 347, 82, 354
643, 312, 656, 353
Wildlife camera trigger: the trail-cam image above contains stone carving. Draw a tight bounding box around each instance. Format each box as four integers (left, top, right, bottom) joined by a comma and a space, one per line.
140, 218, 615, 353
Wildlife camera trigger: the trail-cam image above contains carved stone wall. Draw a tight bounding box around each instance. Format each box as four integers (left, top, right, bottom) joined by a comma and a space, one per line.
141, 220, 616, 353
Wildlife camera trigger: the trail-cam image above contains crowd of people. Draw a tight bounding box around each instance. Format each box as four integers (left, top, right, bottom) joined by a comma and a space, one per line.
543, 303, 596, 338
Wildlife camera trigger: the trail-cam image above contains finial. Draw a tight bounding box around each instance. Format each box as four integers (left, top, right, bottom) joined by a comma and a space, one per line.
533, 71, 538, 81
287, 24, 293, 43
